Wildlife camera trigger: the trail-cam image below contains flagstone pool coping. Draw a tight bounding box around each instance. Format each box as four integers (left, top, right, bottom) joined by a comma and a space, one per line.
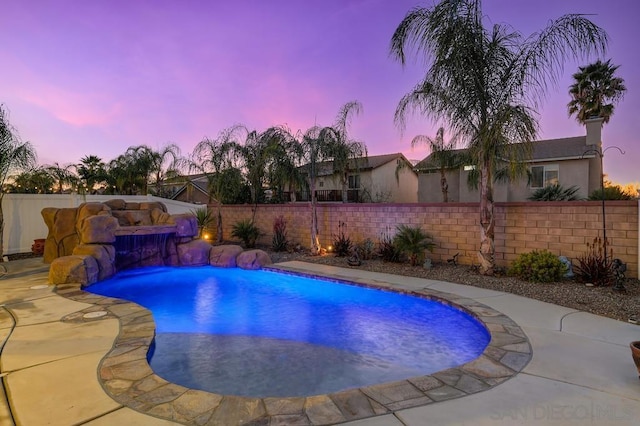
54, 264, 532, 425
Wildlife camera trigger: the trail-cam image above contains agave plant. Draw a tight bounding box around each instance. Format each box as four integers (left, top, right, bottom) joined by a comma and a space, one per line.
191, 207, 215, 239
528, 184, 581, 201
393, 224, 435, 266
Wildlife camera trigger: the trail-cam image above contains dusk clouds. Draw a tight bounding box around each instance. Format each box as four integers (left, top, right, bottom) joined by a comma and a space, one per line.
2, 0, 638, 182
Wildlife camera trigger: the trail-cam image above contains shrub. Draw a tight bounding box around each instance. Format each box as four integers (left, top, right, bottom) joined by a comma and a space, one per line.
272, 216, 288, 252
378, 234, 403, 263
528, 184, 581, 201
191, 207, 215, 239
355, 238, 376, 260
332, 222, 352, 257
573, 237, 613, 286
393, 224, 436, 266
508, 250, 567, 282
588, 186, 634, 200
231, 219, 262, 248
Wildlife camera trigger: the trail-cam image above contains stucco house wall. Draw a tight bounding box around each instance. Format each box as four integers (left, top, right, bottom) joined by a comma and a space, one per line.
368, 159, 418, 203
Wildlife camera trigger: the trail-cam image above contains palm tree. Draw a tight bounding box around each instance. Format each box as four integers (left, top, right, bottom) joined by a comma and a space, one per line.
234, 125, 296, 218
412, 127, 460, 202
76, 155, 107, 194
0, 104, 37, 258
266, 134, 303, 203
6, 167, 54, 194
390, 0, 607, 274
568, 59, 626, 125
46, 162, 77, 193
327, 101, 368, 203
191, 130, 237, 243
148, 143, 183, 197
299, 125, 334, 255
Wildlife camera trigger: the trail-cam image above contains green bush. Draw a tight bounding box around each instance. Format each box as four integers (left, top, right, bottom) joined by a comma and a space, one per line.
393, 224, 435, 266
231, 219, 262, 248
588, 185, 635, 200
508, 250, 567, 282
528, 184, 581, 201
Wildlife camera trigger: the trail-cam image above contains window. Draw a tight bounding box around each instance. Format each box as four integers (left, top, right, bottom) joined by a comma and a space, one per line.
318, 180, 324, 188
348, 174, 360, 189
463, 165, 476, 171
530, 165, 559, 188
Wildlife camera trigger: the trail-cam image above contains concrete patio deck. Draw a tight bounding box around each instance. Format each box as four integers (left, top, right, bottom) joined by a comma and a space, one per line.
0, 258, 639, 425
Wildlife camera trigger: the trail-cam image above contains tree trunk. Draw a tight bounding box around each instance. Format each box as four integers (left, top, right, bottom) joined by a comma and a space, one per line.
342, 173, 348, 203
216, 201, 223, 244
477, 162, 495, 275
309, 178, 321, 255
440, 170, 449, 203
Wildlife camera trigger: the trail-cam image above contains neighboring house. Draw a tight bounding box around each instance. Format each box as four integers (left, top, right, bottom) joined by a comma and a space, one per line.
151, 174, 211, 204
415, 118, 603, 202
295, 153, 418, 203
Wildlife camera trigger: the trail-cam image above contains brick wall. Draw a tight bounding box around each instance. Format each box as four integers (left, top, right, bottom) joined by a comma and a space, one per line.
215, 201, 639, 278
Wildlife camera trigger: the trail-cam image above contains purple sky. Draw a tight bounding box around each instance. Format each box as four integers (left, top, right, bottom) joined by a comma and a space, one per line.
2, 0, 638, 183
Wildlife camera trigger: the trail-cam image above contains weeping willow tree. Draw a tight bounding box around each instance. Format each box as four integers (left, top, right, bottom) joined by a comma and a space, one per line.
1, 105, 37, 259
390, 0, 608, 274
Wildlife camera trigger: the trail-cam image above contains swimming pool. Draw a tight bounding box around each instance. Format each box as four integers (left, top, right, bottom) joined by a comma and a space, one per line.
87, 266, 490, 397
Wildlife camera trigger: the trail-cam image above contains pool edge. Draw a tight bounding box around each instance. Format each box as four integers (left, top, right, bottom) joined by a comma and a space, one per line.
55, 262, 532, 425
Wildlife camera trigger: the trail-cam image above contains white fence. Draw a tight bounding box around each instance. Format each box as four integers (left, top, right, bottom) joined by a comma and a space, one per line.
1, 194, 199, 255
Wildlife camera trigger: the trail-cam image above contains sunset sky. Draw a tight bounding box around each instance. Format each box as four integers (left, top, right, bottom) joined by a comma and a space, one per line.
2, 0, 638, 183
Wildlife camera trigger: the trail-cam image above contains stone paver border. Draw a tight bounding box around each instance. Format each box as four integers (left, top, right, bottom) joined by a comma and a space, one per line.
55, 264, 532, 425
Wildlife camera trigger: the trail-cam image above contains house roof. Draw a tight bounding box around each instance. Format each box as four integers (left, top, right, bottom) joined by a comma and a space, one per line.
300, 153, 415, 176
415, 136, 598, 171
169, 178, 210, 201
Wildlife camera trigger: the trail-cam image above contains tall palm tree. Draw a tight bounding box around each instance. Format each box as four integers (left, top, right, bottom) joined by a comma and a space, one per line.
299, 125, 334, 255
412, 127, 460, 202
0, 104, 37, 258
390, 0, 607, 274
568, 59, 626, 125
191, 129, 237, 243
328, 101, 368, 203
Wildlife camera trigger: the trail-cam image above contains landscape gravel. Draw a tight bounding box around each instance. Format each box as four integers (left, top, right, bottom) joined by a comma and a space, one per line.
271, 250, 640, 323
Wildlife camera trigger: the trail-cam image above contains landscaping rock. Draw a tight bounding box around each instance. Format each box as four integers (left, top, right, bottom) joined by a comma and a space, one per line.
42, 207, 79, 262
103, 199, 127, 210
78, 215, 118, 244
177, 239, 213, 266
111, 210, 152, 226
171, 214, 198, 238
150, 208, 172, 225
49, 255, 99, 285
73, 244, 116, 281
209, 245, 244, 268
140, 201, 167, 212
236, 249, 272, 270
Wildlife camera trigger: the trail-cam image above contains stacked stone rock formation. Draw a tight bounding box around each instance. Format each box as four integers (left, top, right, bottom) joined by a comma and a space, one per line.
43, 199, 272, 286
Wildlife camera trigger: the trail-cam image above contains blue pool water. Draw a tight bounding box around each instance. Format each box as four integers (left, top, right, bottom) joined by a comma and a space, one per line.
88, 266, 490, 397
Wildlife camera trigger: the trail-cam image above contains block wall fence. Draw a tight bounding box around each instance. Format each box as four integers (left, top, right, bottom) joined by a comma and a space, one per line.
214, 201, 639, 278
